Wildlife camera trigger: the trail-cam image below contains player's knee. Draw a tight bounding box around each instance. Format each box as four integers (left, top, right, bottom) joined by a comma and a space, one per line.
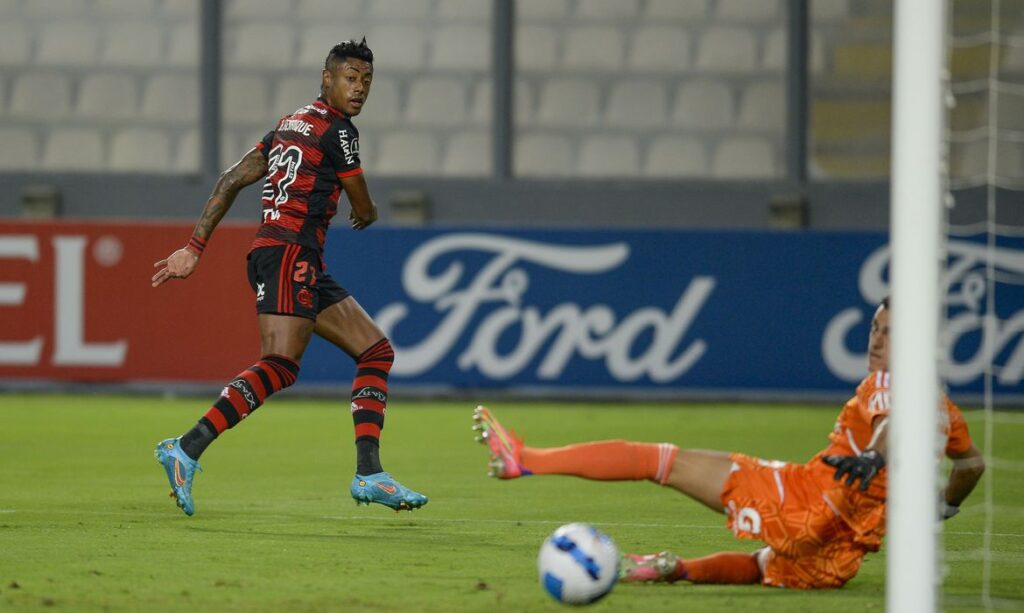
262, 354, 300, 390
356, 337, 395, 374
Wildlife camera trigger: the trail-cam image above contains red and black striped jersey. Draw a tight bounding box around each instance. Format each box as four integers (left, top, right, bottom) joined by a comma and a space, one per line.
251, 97, 362, 253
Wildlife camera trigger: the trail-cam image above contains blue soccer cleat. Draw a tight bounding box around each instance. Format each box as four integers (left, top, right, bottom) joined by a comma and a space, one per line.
350, 472, 428, 512
154, 437, 201, 516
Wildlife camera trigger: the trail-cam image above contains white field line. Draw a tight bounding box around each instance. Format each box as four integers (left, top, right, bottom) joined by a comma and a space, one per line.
7, 508, 1024, 539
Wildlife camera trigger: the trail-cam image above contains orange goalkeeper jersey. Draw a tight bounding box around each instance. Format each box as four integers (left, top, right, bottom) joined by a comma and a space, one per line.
807, 369, 974, 548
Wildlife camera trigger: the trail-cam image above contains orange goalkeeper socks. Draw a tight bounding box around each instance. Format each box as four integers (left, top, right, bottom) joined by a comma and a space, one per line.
519, 440, 678, 484
675, 552, 761, 584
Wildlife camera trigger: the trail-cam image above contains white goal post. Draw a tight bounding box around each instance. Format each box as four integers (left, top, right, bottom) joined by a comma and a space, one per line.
887, 0, 947, 611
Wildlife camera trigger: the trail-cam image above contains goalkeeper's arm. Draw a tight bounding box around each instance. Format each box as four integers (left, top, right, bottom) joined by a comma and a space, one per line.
941, 444, 986, 519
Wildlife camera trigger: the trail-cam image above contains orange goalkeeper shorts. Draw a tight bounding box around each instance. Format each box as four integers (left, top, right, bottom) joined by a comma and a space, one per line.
721, 453, 869, 589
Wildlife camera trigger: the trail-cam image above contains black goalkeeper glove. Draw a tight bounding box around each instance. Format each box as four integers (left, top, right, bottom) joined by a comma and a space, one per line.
822, 449, 886, 492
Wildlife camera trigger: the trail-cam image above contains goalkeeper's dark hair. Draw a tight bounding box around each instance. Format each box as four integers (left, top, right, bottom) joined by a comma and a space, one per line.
880, 296, 890, 310
324, 38, 374, 71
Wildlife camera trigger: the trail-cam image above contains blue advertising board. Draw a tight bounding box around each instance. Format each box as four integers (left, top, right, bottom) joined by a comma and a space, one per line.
298, 227, 1024, 401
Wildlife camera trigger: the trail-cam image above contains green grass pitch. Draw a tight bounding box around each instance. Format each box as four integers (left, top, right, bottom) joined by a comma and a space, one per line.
1, 394, 1021, 611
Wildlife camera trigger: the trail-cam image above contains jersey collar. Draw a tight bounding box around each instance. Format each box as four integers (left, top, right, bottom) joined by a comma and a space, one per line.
316, 96, 347, 118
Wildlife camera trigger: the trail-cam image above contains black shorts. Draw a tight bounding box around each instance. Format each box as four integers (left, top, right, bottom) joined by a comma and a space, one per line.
247, 245, 350, 320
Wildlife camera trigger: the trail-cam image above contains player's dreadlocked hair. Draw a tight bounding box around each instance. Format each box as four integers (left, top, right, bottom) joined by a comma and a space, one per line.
324, 38, 374, 71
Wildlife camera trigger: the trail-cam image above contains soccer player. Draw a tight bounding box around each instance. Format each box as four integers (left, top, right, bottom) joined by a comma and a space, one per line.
473, 298, 985, 589
151, 39, 427, 516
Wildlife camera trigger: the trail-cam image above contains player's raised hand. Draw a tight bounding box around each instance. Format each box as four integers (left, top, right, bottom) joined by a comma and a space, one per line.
823, 449, 886, 491
349, 207, 376, 230
152, 248, 200, 287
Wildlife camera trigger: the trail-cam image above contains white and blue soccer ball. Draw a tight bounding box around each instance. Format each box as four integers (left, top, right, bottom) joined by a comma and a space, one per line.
538, 523, 619, 605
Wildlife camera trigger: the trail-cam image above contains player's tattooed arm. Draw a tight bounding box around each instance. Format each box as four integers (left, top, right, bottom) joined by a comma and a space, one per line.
341, 172, 378, 230
192, 147, 269, 241
152, 148, 268, 287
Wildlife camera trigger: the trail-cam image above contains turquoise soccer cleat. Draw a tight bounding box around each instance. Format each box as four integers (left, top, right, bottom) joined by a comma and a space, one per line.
154, 437, 201, 516
350, 472, 428, 512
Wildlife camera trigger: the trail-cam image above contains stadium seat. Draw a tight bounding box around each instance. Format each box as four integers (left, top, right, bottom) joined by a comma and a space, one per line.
161, 0, 198, 17
405, 76, 469, 126
353, 76, 401, 127
737, 81, 784, 131
536, 79, 601, 127
36, 22, 101, 66
109, 128, 173, 172
9, 72, 73, 118
76, 74, 139, 120
577, 135, 640, 177
167, 22, 199, 67
268, 75, 307, 117
0, 23, 31, 66
0, 127, 39, 171
436, 0, 491, 22
368, 25, 426, 70
604, 80, 668, 128
954, 139, 1024, 181
672, 80, 734, 128
174, 129, 200, 173
517, 0, 571, 21
562, 26, 625, 70
369, 0, 431, 20
374, 131, 440, 175
812, 0, 849, 23
442, 131, 491, 176
643, 136, 708, 177
574, 0, 641, 21
470, 79, 532, 125
952, 140, 986, 180
514, 133, 574, 177
228, 23, 294, 69
226, 0, 294, 19
175, 129, 238, 173
296, 25, 352, 68
41, 128, 104, 171
643, 0, 708, 22
431, 25, 490, 71
627, 26, 691, 72
762, 28, 826, 73
515, 26, 560, 72
94, 0, 159, 15
24, 0, 88, 17
141, 74, 199, 122
715, 0, 780, 23
101, 23, 164, 67
0, 0, 22, 16
695, 27, 757, 73
222, 74, 271, 126
270, 74, 319, 116
296, 0, 364, 21
711, 136, 777, 178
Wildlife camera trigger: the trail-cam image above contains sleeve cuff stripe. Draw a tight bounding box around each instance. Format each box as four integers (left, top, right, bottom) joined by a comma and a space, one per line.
337, 167, 363, 179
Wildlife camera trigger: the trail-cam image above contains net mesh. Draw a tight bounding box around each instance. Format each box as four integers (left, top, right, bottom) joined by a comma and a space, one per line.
945, 0, 1024, 608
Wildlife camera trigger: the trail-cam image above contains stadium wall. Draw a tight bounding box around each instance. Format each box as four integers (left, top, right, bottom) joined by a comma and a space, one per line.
2, 220, 1022, 403
1, 174, 1019, 231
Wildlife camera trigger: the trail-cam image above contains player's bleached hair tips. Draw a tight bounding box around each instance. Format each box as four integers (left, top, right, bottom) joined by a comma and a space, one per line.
325, 37, 374, 70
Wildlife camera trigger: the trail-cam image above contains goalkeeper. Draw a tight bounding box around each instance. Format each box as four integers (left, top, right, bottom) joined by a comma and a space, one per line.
472, 298, 985, 589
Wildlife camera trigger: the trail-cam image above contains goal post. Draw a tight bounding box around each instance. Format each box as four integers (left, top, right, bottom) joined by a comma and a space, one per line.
887, 0, 947, 611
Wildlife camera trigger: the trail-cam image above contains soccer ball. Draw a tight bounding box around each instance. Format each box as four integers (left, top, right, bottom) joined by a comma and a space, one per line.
538, 523, 619, 605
